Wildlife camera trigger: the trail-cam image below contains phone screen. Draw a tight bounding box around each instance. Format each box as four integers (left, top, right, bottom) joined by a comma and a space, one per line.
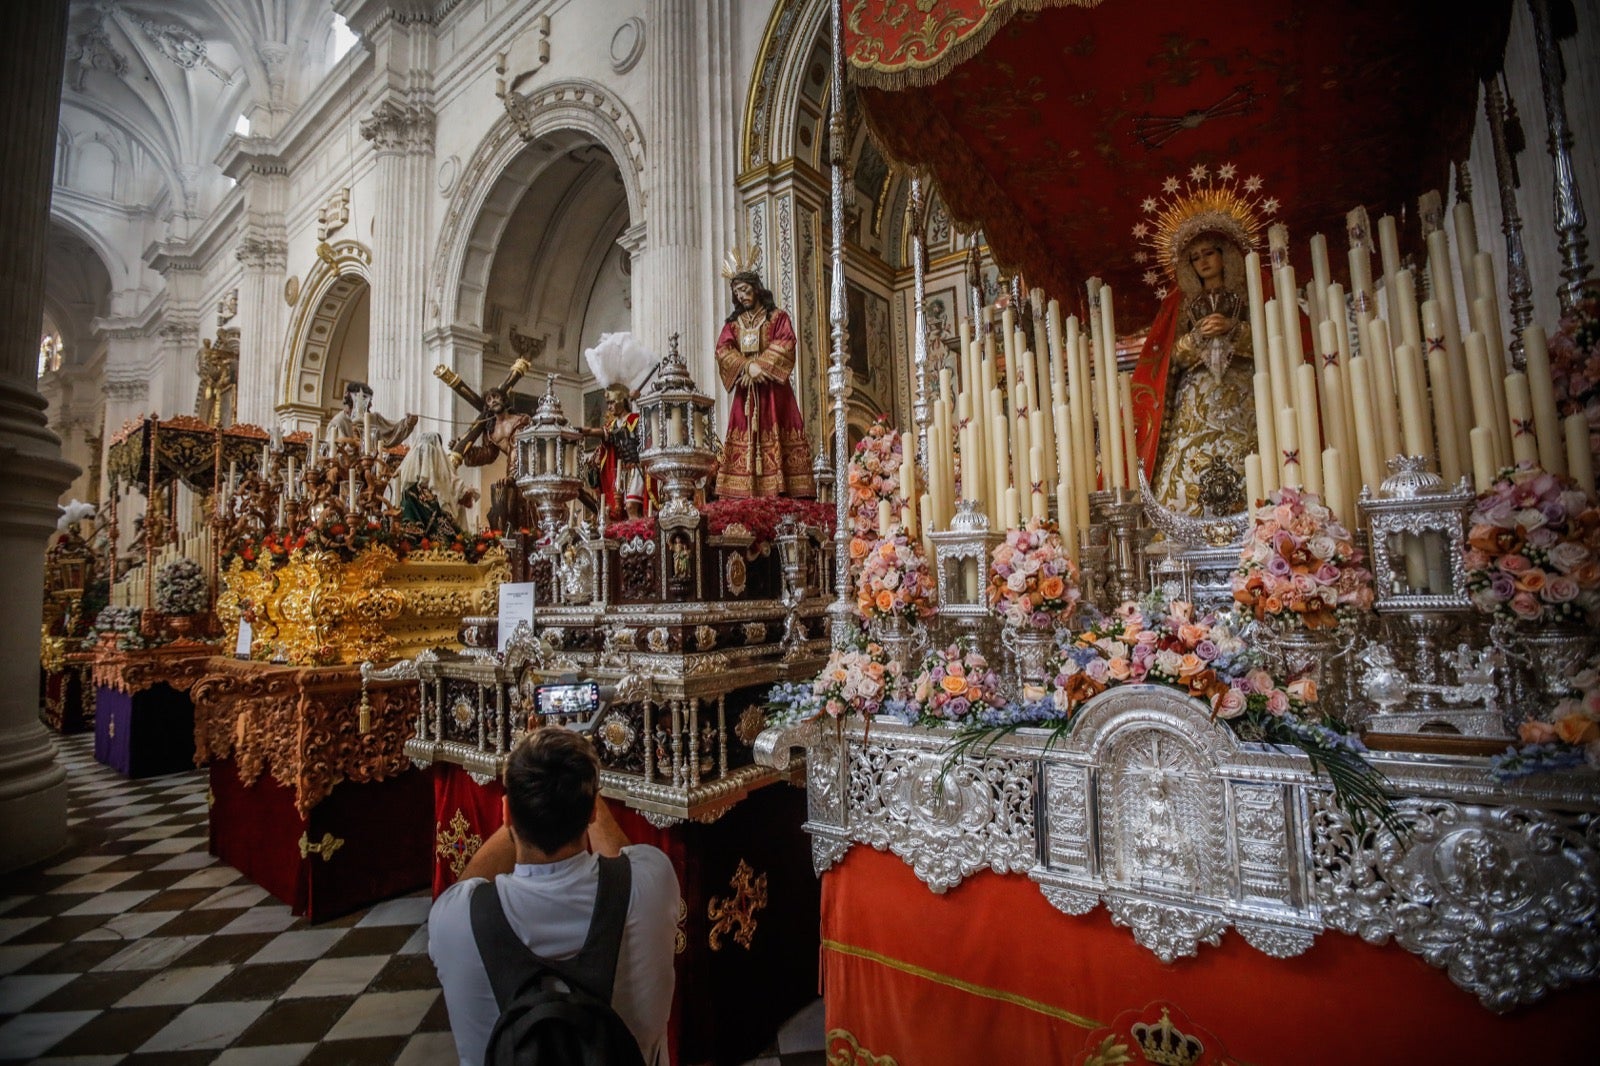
534, 681, 600, 721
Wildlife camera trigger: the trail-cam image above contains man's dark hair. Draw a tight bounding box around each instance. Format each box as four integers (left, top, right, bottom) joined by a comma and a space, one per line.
503, 729, 600, 855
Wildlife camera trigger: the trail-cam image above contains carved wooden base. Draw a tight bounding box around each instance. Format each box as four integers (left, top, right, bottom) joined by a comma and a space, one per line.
93, 683, 194, 778
40, 658, 94, 734
209, 756, 431, 922
191, 656, 420, 817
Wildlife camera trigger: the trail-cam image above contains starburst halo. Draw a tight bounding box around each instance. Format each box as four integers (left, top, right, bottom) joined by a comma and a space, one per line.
1135, 163, 1277, 294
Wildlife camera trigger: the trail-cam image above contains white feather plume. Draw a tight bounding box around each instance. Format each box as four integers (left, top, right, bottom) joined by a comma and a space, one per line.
583, 332, 657, 392
57, 498, 96, 531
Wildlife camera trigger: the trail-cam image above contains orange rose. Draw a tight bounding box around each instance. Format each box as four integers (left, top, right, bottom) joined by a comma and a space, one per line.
1039, 575, 1066, 600
1555, 713, 1600, 746
940, 675, 968, 696
1287, 677, 1318, 703
875, 590, 895, 612
1177, 653, 1205, 678
1519, 719, 1559, 744
1571, 561, 1600, 588
1177, 624, 1207, 647
1514, 570, 1547, 593
1262, 596, 1283, 614
1107, 658, 1132, 680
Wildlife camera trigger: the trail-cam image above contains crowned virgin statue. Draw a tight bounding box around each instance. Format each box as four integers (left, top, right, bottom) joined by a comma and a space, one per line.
1130, 171, 1273, 517
714, 253, 815, 499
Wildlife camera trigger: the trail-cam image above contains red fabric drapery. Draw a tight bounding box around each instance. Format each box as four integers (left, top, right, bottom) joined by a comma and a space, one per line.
821, 847, 1597, 1065
847, 0, 1511, 331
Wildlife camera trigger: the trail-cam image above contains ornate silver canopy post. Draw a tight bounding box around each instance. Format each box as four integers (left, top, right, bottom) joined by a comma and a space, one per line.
1484, 74, 1536, 365
1528, 0, 1592, 313
827, 0, 853, 647
909, 174, 933, 496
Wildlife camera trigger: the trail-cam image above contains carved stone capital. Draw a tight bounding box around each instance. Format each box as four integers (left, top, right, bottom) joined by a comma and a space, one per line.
360, 98, 436, 154
236, 234, 288, 270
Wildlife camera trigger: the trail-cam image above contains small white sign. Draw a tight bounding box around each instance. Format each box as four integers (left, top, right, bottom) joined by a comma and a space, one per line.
498, 582, 537, 652
235, 619, 253, 659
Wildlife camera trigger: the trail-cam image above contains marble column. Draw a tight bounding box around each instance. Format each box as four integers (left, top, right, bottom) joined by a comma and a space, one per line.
642, 0, 707, 382
361, 97, 435, 418
0, 0, 75, 872
234, 230, 289, 427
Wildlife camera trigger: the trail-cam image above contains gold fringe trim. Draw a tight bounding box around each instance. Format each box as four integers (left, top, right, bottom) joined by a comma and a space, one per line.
847, 0, 1105, 91
822, 938, 1102, 1029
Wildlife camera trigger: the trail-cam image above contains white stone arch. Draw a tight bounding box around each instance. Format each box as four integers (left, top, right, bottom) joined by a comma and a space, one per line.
278, 240, 373, 413
427, 80, 646, 335
742, 0, 830, 174
48, 207, 130, 288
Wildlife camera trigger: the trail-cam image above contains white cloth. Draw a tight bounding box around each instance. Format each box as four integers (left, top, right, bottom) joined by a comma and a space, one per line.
429, 845, 680, 1066
390, 431, 469, 523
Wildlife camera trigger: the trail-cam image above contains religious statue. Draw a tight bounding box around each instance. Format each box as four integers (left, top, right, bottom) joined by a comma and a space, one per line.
581, 331, 657, 521
195, 332, 238, 427
714, 255, 815, 499
390, 431, 477, 540
325, 381, 418, 454
435, 358, 534, 532
1130, 173, 1273, 517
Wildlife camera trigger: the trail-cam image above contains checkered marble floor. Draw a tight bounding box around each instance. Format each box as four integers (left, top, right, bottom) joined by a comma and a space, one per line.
1, 734, 824, 1065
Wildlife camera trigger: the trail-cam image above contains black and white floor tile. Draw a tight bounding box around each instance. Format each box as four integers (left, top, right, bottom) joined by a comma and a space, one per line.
0, 734, 824, 1065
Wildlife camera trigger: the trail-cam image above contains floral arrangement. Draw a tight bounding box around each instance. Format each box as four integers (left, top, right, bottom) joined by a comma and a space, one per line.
1063, 601, 1251, 715
81, 605, 149, 651
154, 558, 209, 616
988, 517, 1081, 629
607, 497, 832, 546
845, 417, 903, 538
810, 631, 894, 720
1233, 487, 1373, 630
227, 522, 504, 567
910, 640, 1006, 724
1491, 655, 1600, 779
1466, 462, 1600, 625
855, 528, 935, 622
1548, 286, 1600, 461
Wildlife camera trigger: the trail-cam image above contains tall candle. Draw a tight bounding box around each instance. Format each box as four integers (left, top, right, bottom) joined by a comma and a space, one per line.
348, 469, 358, 511
1118, 373, 1139, 491
1473, 253, 1507, 364
227, 460, 238, 498
1470, 426, 1498, 493
1427, 347, 1465, 486
1349, 357, 1385, 496
1245, 453, 1263, 510
362, 410, 372, 455
919, 493, 932, 549
1267, 333, 1293, 418
1294, 363, 1324, 496
1245, 251, 1268, 367
1100, 337, 1127, 489
1278, 408, 1303, 489
1309, 234, 1331, 325
1029, 445, 1047, 517
307, 425, 318, 461
1366, 318, 1404, 461
1523, 325, 1567, 475
1566, 414, 1596, 496
1394, 269, 1423, 357
1453, 199, 1479, 261
1323, 447, 1347, 525
1003, 487, 1021, 531
1316, 320, 1349, 459
1505, 373, 1541, 466
1378, 214, 1401, 323
1253, 371, 1280, 495
1463, 332, 1504, 466
1393, 343, 1431, 461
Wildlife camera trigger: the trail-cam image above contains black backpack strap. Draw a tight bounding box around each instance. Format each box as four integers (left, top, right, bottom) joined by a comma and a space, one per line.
468, 853, 634, 1008
469, 880, 543, 1011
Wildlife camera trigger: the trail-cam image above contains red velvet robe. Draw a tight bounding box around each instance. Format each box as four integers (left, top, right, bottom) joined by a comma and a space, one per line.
715, 309, 816, 498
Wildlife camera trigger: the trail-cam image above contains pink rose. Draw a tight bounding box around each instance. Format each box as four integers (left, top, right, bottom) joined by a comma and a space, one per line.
1265, 690, 1290, 715
1509, 591, 1543, 620
1246, 669, 1276, 695
1498, 554, 1532, 574
1546, 576, 1581, 603
1212, 688, 1247, 719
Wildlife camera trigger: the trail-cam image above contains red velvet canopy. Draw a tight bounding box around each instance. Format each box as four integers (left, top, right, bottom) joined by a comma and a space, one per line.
848, 0, 1512, 331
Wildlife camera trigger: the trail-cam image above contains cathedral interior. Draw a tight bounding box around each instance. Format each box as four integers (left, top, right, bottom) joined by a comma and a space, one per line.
4, 0, 1600, 1063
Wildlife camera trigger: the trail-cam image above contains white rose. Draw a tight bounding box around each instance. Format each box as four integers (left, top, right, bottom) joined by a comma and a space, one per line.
1307, 535, 1337, 560
1006, 571, 1029, 592
1156, 649, 1184, 675
1515, 507, 1548, 532
881, 570, 900, 590
1548, 541, 1589, 573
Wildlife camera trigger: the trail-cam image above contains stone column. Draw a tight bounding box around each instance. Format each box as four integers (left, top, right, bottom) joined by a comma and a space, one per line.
642, 0, 707, 380
235, 230, 289, 426
0, 0, 75, 872
361, 97, 435, 419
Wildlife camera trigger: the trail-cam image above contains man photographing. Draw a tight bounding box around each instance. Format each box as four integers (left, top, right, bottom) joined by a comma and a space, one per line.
430, 729, 680, 1065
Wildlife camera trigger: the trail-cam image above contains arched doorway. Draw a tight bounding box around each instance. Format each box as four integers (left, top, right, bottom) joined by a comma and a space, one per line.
277, 241, 374, 434
38, 220, 112, 506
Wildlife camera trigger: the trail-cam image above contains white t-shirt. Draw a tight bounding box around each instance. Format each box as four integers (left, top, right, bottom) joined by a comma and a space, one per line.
429, 845, 680, 1066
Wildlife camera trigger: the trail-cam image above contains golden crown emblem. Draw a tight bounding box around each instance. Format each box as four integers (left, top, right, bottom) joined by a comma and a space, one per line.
1130, 1008, 1205, 1066
1132, 162, 1278, 299
720, 243, 761, 280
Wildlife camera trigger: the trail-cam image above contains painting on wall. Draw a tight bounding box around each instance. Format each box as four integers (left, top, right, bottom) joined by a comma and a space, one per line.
583, 388, 605, 430
924, 286, 962, 374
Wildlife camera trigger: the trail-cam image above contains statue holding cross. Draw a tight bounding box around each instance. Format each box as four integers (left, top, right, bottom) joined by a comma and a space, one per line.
434, 357, 534, 533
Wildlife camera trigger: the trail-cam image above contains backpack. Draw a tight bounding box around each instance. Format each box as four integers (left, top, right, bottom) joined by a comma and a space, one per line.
469, 854, 648, 1066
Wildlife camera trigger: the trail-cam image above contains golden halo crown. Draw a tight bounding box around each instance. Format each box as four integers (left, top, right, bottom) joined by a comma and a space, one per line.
720, 244, 761, 280
1131, 163, 1278, 298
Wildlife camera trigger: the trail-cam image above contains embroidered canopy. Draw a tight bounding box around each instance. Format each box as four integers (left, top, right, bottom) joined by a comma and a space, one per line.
845, 0, 1512, 329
